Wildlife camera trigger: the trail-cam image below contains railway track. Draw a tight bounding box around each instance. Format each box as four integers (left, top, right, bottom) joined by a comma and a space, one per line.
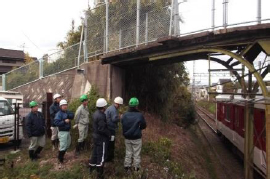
195, 106, 217, 133
196, 105, 265, 179
195, 104, 244, 179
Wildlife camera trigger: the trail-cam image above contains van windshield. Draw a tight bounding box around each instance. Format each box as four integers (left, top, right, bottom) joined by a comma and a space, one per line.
0, 100, 14, 116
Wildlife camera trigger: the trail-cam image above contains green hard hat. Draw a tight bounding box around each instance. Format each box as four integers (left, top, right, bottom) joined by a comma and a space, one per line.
129, 97, 139, 107
80, 94, 88, 102
29, 101, 38, 108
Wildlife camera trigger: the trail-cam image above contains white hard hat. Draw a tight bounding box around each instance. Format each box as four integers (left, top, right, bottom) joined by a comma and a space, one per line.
59, 99, 68, 106
96, 98, 108, 107
114, 97, 123, 105
53, 94, 61, 100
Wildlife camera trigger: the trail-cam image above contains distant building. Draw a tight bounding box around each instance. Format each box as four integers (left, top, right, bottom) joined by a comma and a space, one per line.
216, 78, 232, 93
0, 48, 25, 74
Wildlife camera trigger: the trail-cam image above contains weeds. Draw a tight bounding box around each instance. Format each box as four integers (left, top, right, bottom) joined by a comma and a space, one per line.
197, 100, 216, 114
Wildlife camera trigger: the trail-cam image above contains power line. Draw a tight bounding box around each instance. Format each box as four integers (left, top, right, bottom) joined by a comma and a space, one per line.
22, 31, 44, 53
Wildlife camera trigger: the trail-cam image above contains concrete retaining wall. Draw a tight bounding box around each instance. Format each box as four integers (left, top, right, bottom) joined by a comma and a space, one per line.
12, 60, 125, 104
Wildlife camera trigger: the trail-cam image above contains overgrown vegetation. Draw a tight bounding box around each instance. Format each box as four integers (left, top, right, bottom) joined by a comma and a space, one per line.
125, 63, 195, 127
197, 100, 216, 114
143, 137, 196, 179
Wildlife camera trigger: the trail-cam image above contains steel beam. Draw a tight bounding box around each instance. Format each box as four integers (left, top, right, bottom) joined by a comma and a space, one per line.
150, 47, 270, 179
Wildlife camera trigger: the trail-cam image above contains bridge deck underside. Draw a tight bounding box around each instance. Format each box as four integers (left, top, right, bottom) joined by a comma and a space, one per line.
101, 23, 270, 66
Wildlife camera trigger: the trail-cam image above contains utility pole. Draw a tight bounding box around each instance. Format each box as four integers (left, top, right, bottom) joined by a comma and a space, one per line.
192, 60, 196, 100
244, 72, 254, 179
223, 0, 228, 28
208, 55, 211, 101
212, 0, 215, 30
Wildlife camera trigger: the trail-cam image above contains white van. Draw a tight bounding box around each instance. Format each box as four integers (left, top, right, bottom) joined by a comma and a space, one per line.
0, 91, 23, 109
0, 96, 23, 144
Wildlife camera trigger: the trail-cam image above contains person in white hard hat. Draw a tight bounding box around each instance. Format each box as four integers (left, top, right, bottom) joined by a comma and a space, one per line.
54, 99, 74, 169
49, 93, 61, 150
105, 96, 123, 162
89, 98, 110, 179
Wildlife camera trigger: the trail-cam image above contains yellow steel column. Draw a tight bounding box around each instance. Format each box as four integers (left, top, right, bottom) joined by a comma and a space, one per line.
244, 73, 254, 179
150, 47, 270, 178
266, 105, 270, 179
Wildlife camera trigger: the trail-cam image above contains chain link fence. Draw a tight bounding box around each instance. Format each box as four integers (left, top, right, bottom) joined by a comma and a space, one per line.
86, 4, 106, 58
2, 0, 270, 90
5, 61, 40, 90
43, 42, 81, 77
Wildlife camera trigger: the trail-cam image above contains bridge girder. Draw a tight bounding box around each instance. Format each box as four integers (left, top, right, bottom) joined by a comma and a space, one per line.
101, 25, 270, 178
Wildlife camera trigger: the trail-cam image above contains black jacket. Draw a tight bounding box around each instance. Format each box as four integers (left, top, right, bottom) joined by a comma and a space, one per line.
92, 110, 110, 141
49, 102, 60, 127
121, 108, 146, 140
26, 111, 46, 138
54, 110, 74, 131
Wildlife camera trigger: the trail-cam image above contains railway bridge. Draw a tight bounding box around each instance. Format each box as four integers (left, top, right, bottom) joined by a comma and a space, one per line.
101, 22, 270, 178
2, 1, 270, 178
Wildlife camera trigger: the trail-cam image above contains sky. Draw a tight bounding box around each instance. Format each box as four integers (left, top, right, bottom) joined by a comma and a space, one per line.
0, 0, 91, 57
0, 0, 270, 85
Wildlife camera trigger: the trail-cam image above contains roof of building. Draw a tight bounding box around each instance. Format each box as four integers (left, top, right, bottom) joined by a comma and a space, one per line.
218, 78, 232, 85
0, 48, 24, 59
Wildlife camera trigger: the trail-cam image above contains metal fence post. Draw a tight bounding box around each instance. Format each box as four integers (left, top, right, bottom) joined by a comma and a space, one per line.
145, 13, 148, 45
257, 0, 261, 24
173, 0, 180, 36
39, 59, 43, 79
223, 0, 228, 28
103, 29, 106, 53
169, 0, 174, 36
212, 0, 215, 30
105, 0, 109, 53
2, 74, 6, 91
119, 29, 122, 49
78, 21, 84, 67
136, 0, 140, 47
84, 12, 88, 62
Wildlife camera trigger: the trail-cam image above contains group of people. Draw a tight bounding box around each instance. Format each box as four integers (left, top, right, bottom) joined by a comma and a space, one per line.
25, 93, 147, 178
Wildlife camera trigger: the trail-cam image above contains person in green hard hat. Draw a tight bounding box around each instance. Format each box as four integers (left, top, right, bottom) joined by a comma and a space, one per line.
121, 97, 146, 172
74, 94, 89, 155
26, 101, 46, 161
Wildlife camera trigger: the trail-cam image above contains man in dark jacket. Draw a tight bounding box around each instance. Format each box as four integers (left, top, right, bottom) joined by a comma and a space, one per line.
121, 97, 146, 172
54, 99, 74, 168
105, 96, 123, 162
89, 98, 110, 179
26, 101, 46, 161
49, 93, 61, 150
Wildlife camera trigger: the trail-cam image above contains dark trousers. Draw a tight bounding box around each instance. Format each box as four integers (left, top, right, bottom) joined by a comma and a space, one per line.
89, 138, 108, 167
107, 140, 115, 162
